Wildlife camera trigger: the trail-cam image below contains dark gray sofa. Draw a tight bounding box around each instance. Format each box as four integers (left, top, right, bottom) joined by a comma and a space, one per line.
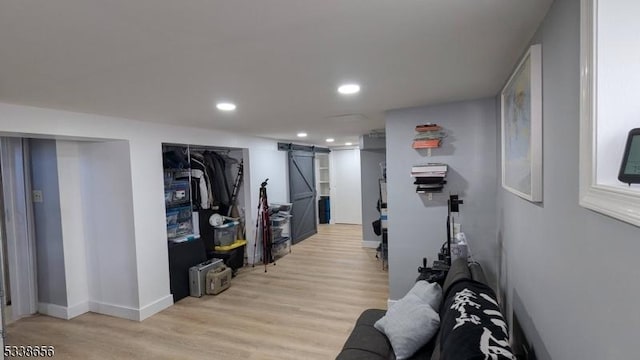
336, 258, 493, 360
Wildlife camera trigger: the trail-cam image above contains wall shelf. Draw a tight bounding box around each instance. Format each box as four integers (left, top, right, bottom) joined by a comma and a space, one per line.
412, 124, 448, 198
412, 123, 446, 154
411, 163, 448, 197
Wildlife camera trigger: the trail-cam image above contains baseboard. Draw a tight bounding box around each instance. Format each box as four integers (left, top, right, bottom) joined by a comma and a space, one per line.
88, 301, 139, 321
38, 302, 90, 320
38, 302, 70, 320
387, 299, 398, 309
67, 301, 90, 319
138, 295, 174, 321
40, 297, 173, 322
88, 296, 174, 322
361, 240, 380, 249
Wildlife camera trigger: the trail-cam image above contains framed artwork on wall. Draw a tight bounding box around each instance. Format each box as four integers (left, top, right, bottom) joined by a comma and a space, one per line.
501, 44, 543, 202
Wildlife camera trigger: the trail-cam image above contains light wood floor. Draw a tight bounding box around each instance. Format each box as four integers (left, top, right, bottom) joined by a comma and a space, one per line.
6, 224, 388, 359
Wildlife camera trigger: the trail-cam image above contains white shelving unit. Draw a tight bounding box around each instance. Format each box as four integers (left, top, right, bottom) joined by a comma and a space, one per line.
316, 154, 331, 196
315, 153, 331, 224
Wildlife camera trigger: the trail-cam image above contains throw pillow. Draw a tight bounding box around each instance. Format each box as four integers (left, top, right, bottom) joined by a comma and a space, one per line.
374, 281, 442, 360
407, 280, 443, 311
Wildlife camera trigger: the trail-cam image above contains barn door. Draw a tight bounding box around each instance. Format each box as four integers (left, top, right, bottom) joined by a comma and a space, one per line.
288, 150, 317, 244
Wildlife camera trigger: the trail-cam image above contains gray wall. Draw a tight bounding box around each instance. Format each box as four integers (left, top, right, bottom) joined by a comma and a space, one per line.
497, 0, 640, 359
385, 98, 497, 299
360, 149, 386, 243
29, 139, 67, 306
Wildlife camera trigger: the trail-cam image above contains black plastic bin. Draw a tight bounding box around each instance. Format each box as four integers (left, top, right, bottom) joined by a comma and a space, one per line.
318, 196, 331, 224
208, 244, 245, 276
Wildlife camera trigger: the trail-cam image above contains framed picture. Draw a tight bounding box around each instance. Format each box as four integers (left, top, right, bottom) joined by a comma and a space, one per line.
501, 44, 542, 202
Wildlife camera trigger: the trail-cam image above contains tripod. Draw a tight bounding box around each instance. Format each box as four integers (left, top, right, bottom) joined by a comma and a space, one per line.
252, 179, 272, 272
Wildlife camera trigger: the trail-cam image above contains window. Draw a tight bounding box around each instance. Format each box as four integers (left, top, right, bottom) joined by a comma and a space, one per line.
580, 0, 640, 227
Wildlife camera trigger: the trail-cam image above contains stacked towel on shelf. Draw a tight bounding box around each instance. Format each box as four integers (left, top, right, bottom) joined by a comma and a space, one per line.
412, 123, 446, 149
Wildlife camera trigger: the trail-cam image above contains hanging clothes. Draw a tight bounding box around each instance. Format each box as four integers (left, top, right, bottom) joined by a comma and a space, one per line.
188, 152, 214, 210
162, 148, 189, 169
204, 150, 233, 210
177, 148, 239, 214
199, 151, 219, 209
191, 169, 209, 210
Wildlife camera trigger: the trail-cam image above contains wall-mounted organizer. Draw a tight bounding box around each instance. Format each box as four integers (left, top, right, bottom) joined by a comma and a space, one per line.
163, 145, 197, 243
412, 123, 446, 156
411, 163, 448, 200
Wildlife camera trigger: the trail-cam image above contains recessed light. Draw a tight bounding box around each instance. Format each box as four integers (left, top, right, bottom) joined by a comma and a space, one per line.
345, 142, 353, 146
326, 138, 335, 143
297, 132, 308, 138
337, 83, 360, 95
216, 102, 236, 111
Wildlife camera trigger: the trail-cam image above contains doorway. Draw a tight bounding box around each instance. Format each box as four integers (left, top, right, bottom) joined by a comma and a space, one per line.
331, 148, 363, 224
288, 150, 317, 244
0, 136, 139, 326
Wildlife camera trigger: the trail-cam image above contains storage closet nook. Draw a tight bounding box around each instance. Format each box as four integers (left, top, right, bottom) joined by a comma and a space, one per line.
163, 144, 247, 302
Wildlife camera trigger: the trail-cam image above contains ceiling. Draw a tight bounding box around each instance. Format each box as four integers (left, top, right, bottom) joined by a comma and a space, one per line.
0, 0, 552, 146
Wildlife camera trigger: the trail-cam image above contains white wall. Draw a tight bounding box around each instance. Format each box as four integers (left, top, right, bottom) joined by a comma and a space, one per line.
330, 148, 362, 224
0, 102, 288, 320
244, 143, 288, 264
56, 141, 90, 318
80, 140, 140, 319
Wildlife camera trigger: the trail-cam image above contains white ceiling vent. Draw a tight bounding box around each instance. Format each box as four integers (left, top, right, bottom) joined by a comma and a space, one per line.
325, 114, 369, 123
